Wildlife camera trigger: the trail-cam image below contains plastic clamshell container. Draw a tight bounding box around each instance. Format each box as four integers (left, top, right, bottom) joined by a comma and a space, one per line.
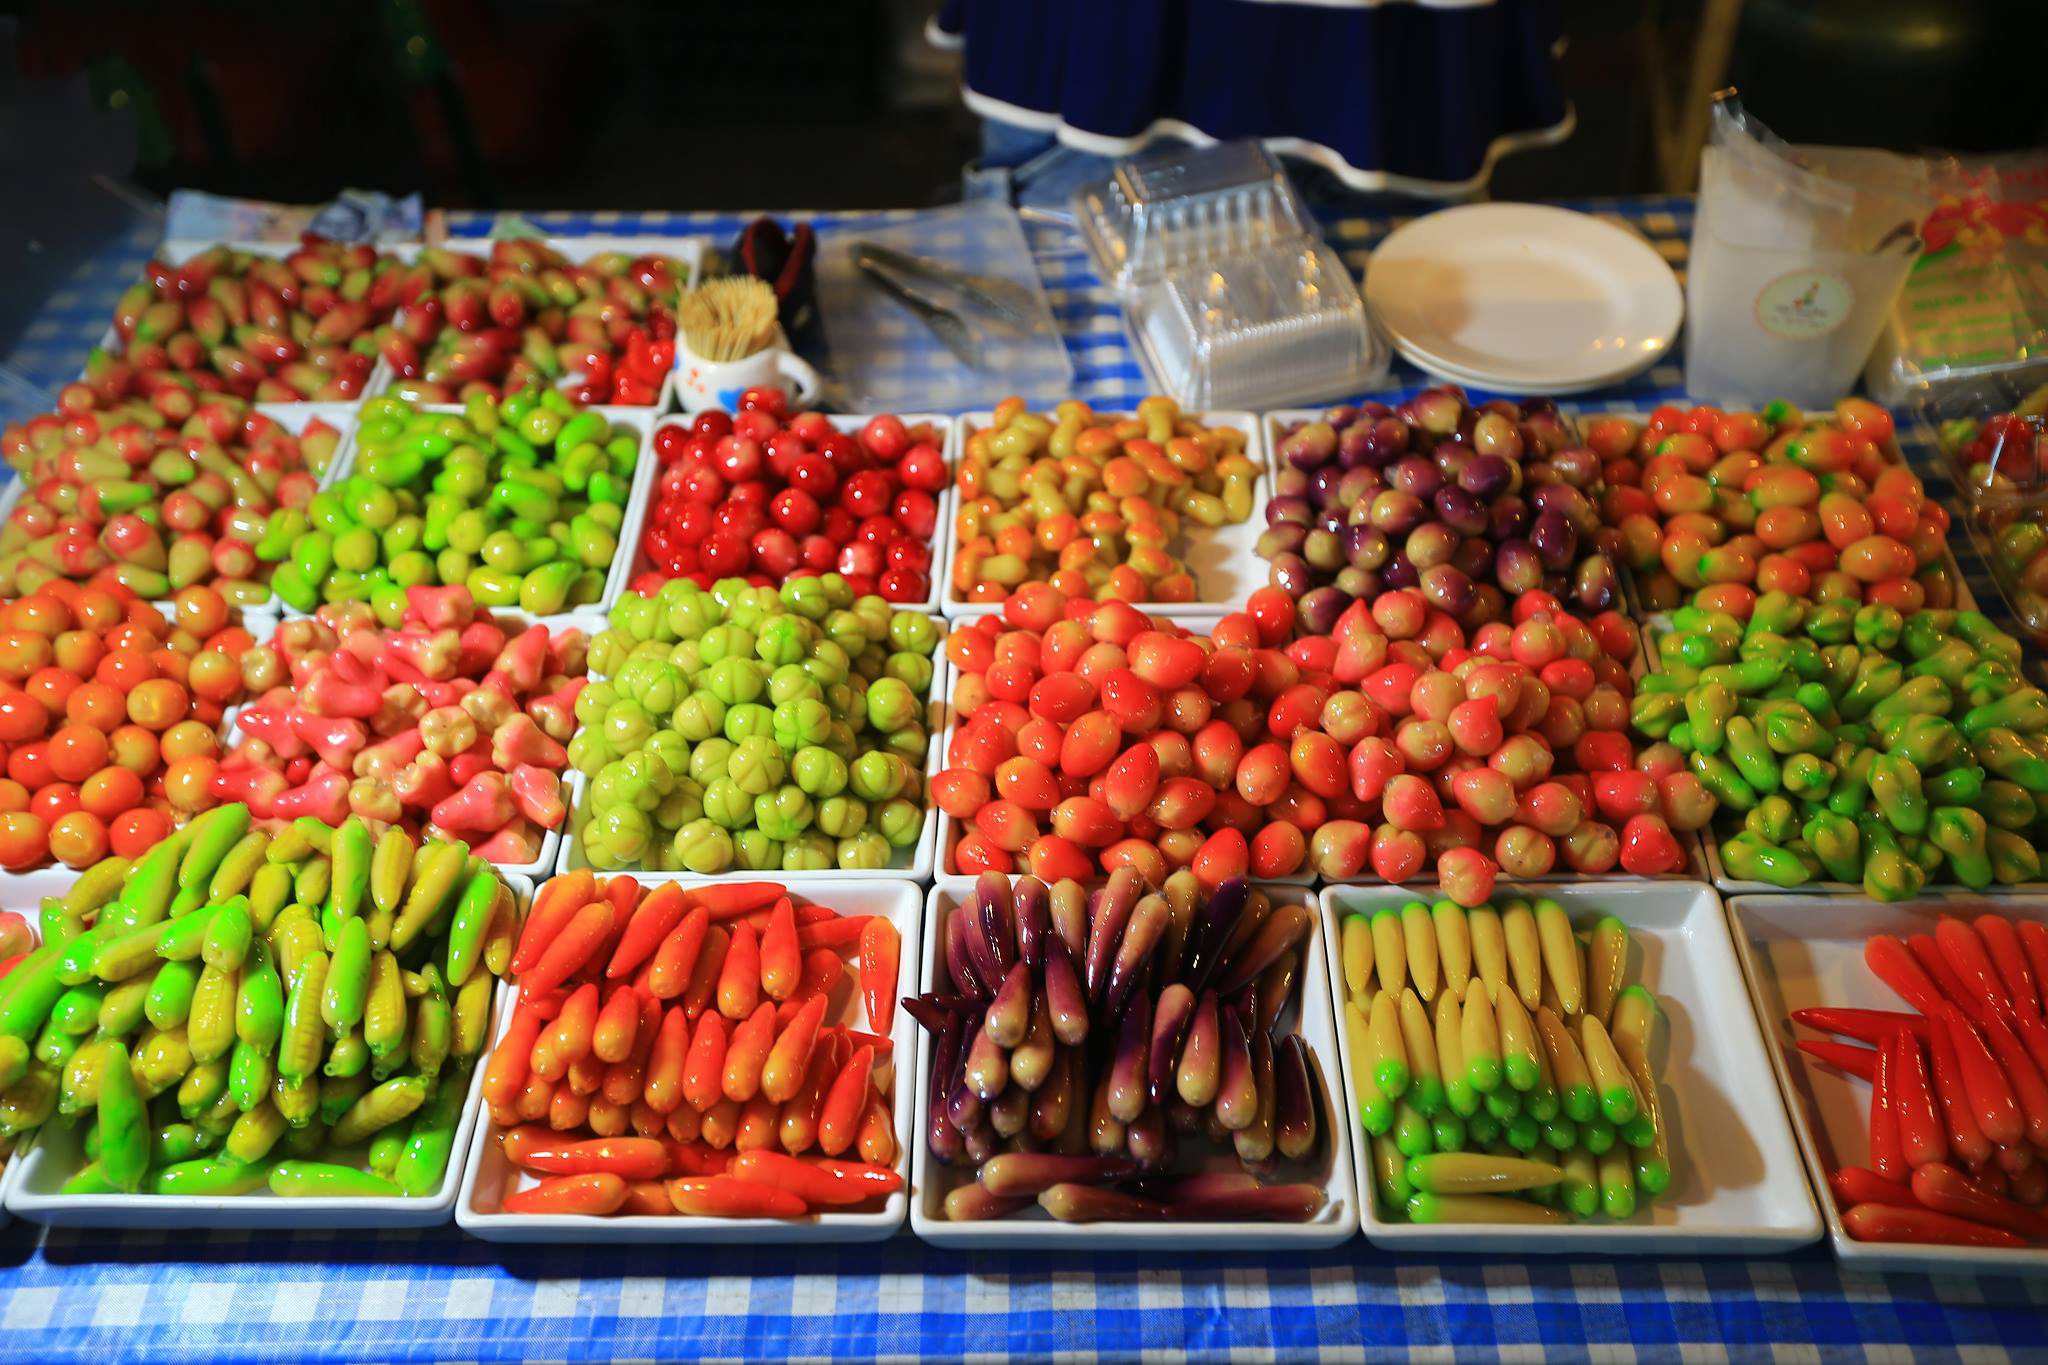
615, 412, 957, 618
556, 612, 945, 882
929, 608, 1315, 889
1966, 496, 2048, 650
1906, 359, 2048, 513
1126, 241, 1387, 411
941, 410, 1267, 618
1072, 139, 1316, 293
317, 404, 653, 617
5, 876, 532, 1229
909, 880, 1359, 1250
1323, 880, 1821, 1253
380, 236, 705, 410
1727, 892, 2048, 1273
457, 878, 921, 1242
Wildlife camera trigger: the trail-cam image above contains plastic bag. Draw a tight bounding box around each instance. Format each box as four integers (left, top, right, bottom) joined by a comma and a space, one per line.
1866, 151, 2048, 404
1685, 92, 1923, 406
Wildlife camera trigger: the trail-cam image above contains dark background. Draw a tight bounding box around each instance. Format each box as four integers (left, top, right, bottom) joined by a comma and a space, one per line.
5, 0, 2045, 214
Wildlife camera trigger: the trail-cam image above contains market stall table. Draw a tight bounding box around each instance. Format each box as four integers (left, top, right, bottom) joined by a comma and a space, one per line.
0, 199, 2042, 1364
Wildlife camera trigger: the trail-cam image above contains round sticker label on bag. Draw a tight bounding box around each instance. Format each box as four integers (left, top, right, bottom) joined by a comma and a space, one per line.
1754, 271, 1854, 340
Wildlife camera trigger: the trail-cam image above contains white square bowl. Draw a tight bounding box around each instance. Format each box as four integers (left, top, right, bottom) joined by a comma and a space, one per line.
555, 612, 945, 884
908, 880, 1360, 1250
928, 610, 1316, 890
84, 238, 397, 404
320, 405, 653, 617
941, 409, 1267, 618
377, 235, 705, 412
1635, 605, 2048, 899
614, 412, 956, 618
1727, 892, 2048, 1272
1323, 879, 1822, 1253
4, 875, 531, 1229
457, 877, 922, 1242
219, 609, 605, 883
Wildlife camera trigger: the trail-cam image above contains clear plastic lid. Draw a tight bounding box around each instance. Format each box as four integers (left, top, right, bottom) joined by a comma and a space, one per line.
1124, 240, 1387, 410
1913, 359, 2048, 508
1073, 140, 1315, 291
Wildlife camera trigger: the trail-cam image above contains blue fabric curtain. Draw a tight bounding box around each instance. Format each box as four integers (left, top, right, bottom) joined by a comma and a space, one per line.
936, 0, 1570, 194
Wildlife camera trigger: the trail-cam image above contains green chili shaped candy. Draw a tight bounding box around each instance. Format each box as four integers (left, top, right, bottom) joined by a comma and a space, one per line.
95, 1040, 147, 1193
1882, 715, 1961, 770
1868, 675, 1952, 726
268, 1160, 402, 1198
392, 1060, 471, 1196
1720, 835, 1811, 888
1868, 754, 1928, 835
1908, 639, 1978, 689
1803, 812, 1862, 883
1989, 829, 2042, 884
1979, 729, 2048, 793
1962, 689, 2048, 740
1838, 659, 1904, 722
1689, 752, 1756, 811
149, 1158, 273, 1196
1745, 795, 1798, 846
1762, 704, 1825, 756
1923, 764, 1984, 807
1929, 807, 1994, 889
1857, 819, 1925, 902
1826, 749, 1876, 819
1684, 682, 1735, 755
1852, 605, 1903, 651
1781, 753, 1837, 800
1720, 720, 1785, 794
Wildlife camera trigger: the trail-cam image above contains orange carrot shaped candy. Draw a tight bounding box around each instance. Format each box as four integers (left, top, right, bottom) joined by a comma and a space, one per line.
523, 899, 614, 996
503, 1172, 628, 1215
608, 882, 688, 979
761, 994, 828, 1104
818, 1044, 875, 1156
647, 907, 710, 999
483, 1002, 545, 1106
532, 982, 600, 1080
511, 870, 594, 974
688, 883, 787, 921
722, 1002, 778, 1102
717, 922, 761, 1020
759, 897, 801, 1001
592, 984, 642, 1063
775, 950, 846, 1027
860, 917, 901, 1034
730, 1150, 903, 1205
780, 1033, 846, 1155
681, 1010, 729, 1113
666, 1175, 807, 1218
642, 1005, 692, 1115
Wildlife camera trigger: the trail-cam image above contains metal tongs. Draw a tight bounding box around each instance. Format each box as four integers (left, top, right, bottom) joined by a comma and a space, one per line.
851, 241, 1038, 371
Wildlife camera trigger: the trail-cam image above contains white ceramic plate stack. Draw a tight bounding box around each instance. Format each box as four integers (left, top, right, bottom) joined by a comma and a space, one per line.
457, 879, 921, 1242
1364, 205, 1684, 396
1322, 880, 1822, 1253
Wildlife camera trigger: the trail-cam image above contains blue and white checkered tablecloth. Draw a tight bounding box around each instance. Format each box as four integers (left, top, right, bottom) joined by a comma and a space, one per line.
2, 199, 2045, 1364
